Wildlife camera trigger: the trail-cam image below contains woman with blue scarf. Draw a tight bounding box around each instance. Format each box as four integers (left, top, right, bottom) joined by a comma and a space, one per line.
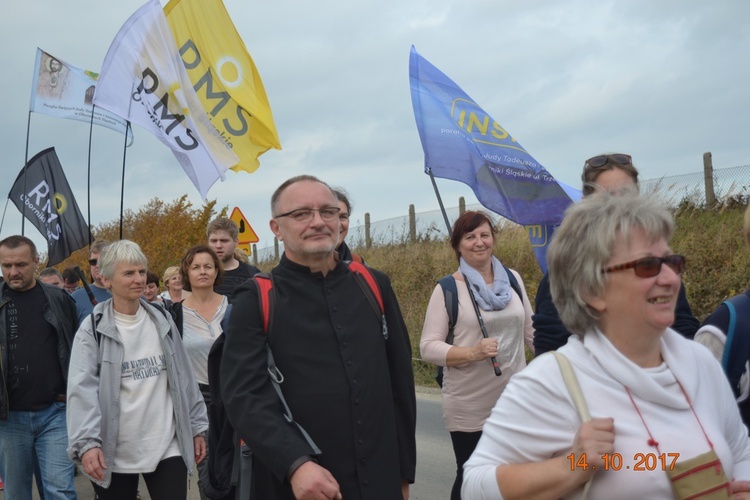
420, 211, 534, 500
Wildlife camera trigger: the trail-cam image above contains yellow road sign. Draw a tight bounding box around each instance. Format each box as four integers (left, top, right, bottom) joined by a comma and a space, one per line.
230, 207, 259, 244
237, 242, 252, 256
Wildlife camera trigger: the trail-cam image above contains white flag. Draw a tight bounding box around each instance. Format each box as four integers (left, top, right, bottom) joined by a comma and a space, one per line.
30, 48, 133, 145
93, 0, 238, 199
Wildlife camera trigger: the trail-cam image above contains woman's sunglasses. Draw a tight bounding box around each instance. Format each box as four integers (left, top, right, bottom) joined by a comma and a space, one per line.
602, 255, 685, 278
585, 153, 632, 168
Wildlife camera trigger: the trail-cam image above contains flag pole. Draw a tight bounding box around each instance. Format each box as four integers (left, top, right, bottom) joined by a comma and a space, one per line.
86, 103, 95, 248
427, 168, 452, 234
0, 198, 10, 235
21, 110, 32, 235
118, 121, 130, 240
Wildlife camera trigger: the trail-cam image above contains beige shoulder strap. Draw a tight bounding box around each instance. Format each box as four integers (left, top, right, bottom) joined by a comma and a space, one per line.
553, 351, 592, 499
553, 351, 590, 422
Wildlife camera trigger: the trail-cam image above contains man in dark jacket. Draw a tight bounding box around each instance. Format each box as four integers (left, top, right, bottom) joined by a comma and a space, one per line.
207, 217, 260, 297
221, 175, 417, 500
0, 235, 79, 499
533, 154, 699, 356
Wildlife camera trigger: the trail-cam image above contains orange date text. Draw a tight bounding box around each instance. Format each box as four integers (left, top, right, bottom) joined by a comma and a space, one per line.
567, 452, 680, 471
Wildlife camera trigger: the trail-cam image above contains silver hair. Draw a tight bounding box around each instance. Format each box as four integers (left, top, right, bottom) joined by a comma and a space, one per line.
98, 240, 148, 280
547, 189, 675, 335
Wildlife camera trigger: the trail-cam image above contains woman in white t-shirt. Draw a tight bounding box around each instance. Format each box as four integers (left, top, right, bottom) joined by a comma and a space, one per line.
67, 240, 208, 500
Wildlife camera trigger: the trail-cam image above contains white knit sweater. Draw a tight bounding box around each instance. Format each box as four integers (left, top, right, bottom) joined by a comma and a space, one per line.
462, 328, 750, 499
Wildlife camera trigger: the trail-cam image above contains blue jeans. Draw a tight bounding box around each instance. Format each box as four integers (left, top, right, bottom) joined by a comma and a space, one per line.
0, 402, 77, 500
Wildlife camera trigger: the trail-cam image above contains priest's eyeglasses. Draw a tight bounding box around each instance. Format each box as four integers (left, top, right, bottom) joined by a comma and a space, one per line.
274, 207, 341, 223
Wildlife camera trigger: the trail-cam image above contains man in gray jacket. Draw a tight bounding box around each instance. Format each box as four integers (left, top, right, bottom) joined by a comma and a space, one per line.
0, 235, 79, 499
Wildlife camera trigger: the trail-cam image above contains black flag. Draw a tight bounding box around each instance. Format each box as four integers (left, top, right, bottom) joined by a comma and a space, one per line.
8, 148, 91, 265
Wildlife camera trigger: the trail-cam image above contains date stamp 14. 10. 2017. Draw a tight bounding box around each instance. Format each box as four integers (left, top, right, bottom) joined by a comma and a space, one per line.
567, 453, 680, 472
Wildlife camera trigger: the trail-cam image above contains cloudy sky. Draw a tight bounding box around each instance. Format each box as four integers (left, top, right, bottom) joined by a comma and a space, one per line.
1, 0, 748, 255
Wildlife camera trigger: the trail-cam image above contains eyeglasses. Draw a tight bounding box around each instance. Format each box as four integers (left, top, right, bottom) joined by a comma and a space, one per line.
339, 213, 350, 221
585, 153, 632, 169
274, 207, 341, 223
88, 258, 98, 266
602, 255, 685, 278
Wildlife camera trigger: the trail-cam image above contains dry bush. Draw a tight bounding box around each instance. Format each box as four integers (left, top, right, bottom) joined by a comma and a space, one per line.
51, 196, 226, 281
672, 203, 750, 320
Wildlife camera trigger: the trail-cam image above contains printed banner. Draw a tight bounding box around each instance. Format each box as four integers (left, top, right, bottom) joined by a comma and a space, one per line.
165, 0, 281, 173
94, 0, 239, 199
409, 46, 581, 271
30, 48, 133, 144
8, 148, 91, 266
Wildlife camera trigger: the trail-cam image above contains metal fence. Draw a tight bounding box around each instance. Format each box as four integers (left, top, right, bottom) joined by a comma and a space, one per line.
640, 164, 750, 206
253, 164, 750, 263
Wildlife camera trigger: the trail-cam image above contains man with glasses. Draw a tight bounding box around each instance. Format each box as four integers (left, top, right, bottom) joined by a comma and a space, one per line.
533, 154, 699, 356
70, 240, 111, 324
221, 175, 416, 500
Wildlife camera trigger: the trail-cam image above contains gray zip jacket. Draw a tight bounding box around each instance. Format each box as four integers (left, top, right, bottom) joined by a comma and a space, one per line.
66, 298, 208, 487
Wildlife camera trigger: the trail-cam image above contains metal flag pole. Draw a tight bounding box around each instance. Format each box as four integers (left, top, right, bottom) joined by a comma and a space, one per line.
86, 103, 95, 248
427, 168, 452, 234
0, 198, 10, 236
119, 121, 131, 240
21, 110, 32, 235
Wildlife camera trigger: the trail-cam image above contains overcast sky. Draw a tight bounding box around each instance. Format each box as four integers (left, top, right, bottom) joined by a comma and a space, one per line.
1, 0, 749, 256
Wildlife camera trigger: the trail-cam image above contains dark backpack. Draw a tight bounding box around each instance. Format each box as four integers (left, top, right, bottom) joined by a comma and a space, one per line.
205, 261, 386, 500
434, 267, 523, 388
718, 293, 750, 427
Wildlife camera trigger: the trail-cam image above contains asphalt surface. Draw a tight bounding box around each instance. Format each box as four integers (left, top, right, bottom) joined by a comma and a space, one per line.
4, 386, 453, 499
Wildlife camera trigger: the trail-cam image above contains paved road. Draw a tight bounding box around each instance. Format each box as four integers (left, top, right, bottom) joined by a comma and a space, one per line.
8, 387, 454, 500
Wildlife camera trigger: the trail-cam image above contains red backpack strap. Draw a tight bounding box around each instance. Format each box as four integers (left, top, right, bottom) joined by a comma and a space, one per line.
252, 273, 274, 334
345, 261, 388, 340
346, 261, 384, 313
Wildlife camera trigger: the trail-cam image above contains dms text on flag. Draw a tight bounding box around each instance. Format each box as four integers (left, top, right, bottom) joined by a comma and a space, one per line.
16, 181, 67, 242
164, 0, 281, 173
9, 148, 90, 265
132, 68, 201, 151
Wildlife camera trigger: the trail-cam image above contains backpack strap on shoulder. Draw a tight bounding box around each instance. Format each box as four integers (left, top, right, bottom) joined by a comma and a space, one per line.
147, 301, 174, 338
503, 266, 523, 305
345, 261, 388, 340
253, 273, 275, 335
721, 293, 750, 397
437, 275, 458, 345
90, 310, 103, 374
250, 272, 320, 455
552, 352, 592, 499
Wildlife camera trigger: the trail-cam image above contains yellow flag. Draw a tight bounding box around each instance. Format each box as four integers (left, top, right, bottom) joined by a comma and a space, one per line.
164, 0, 281, 173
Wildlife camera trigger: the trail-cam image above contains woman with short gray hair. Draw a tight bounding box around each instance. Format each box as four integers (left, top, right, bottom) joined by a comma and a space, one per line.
67, 240, 208, 500
462, 192, 750, 499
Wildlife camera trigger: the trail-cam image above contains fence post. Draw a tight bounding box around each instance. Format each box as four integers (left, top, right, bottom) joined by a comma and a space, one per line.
703, 152, 716, 207
459, 196, 465, 215
365, 213, 371, 248
409, 204, 416, 243
274, 237, 279, 261
252, 244, 258, 267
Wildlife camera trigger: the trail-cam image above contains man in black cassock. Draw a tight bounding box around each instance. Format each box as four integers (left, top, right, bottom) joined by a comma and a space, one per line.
221, 175, 417, 500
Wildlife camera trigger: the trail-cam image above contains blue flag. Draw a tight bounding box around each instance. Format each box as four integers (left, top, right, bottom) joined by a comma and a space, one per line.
409, 46, 580, 271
